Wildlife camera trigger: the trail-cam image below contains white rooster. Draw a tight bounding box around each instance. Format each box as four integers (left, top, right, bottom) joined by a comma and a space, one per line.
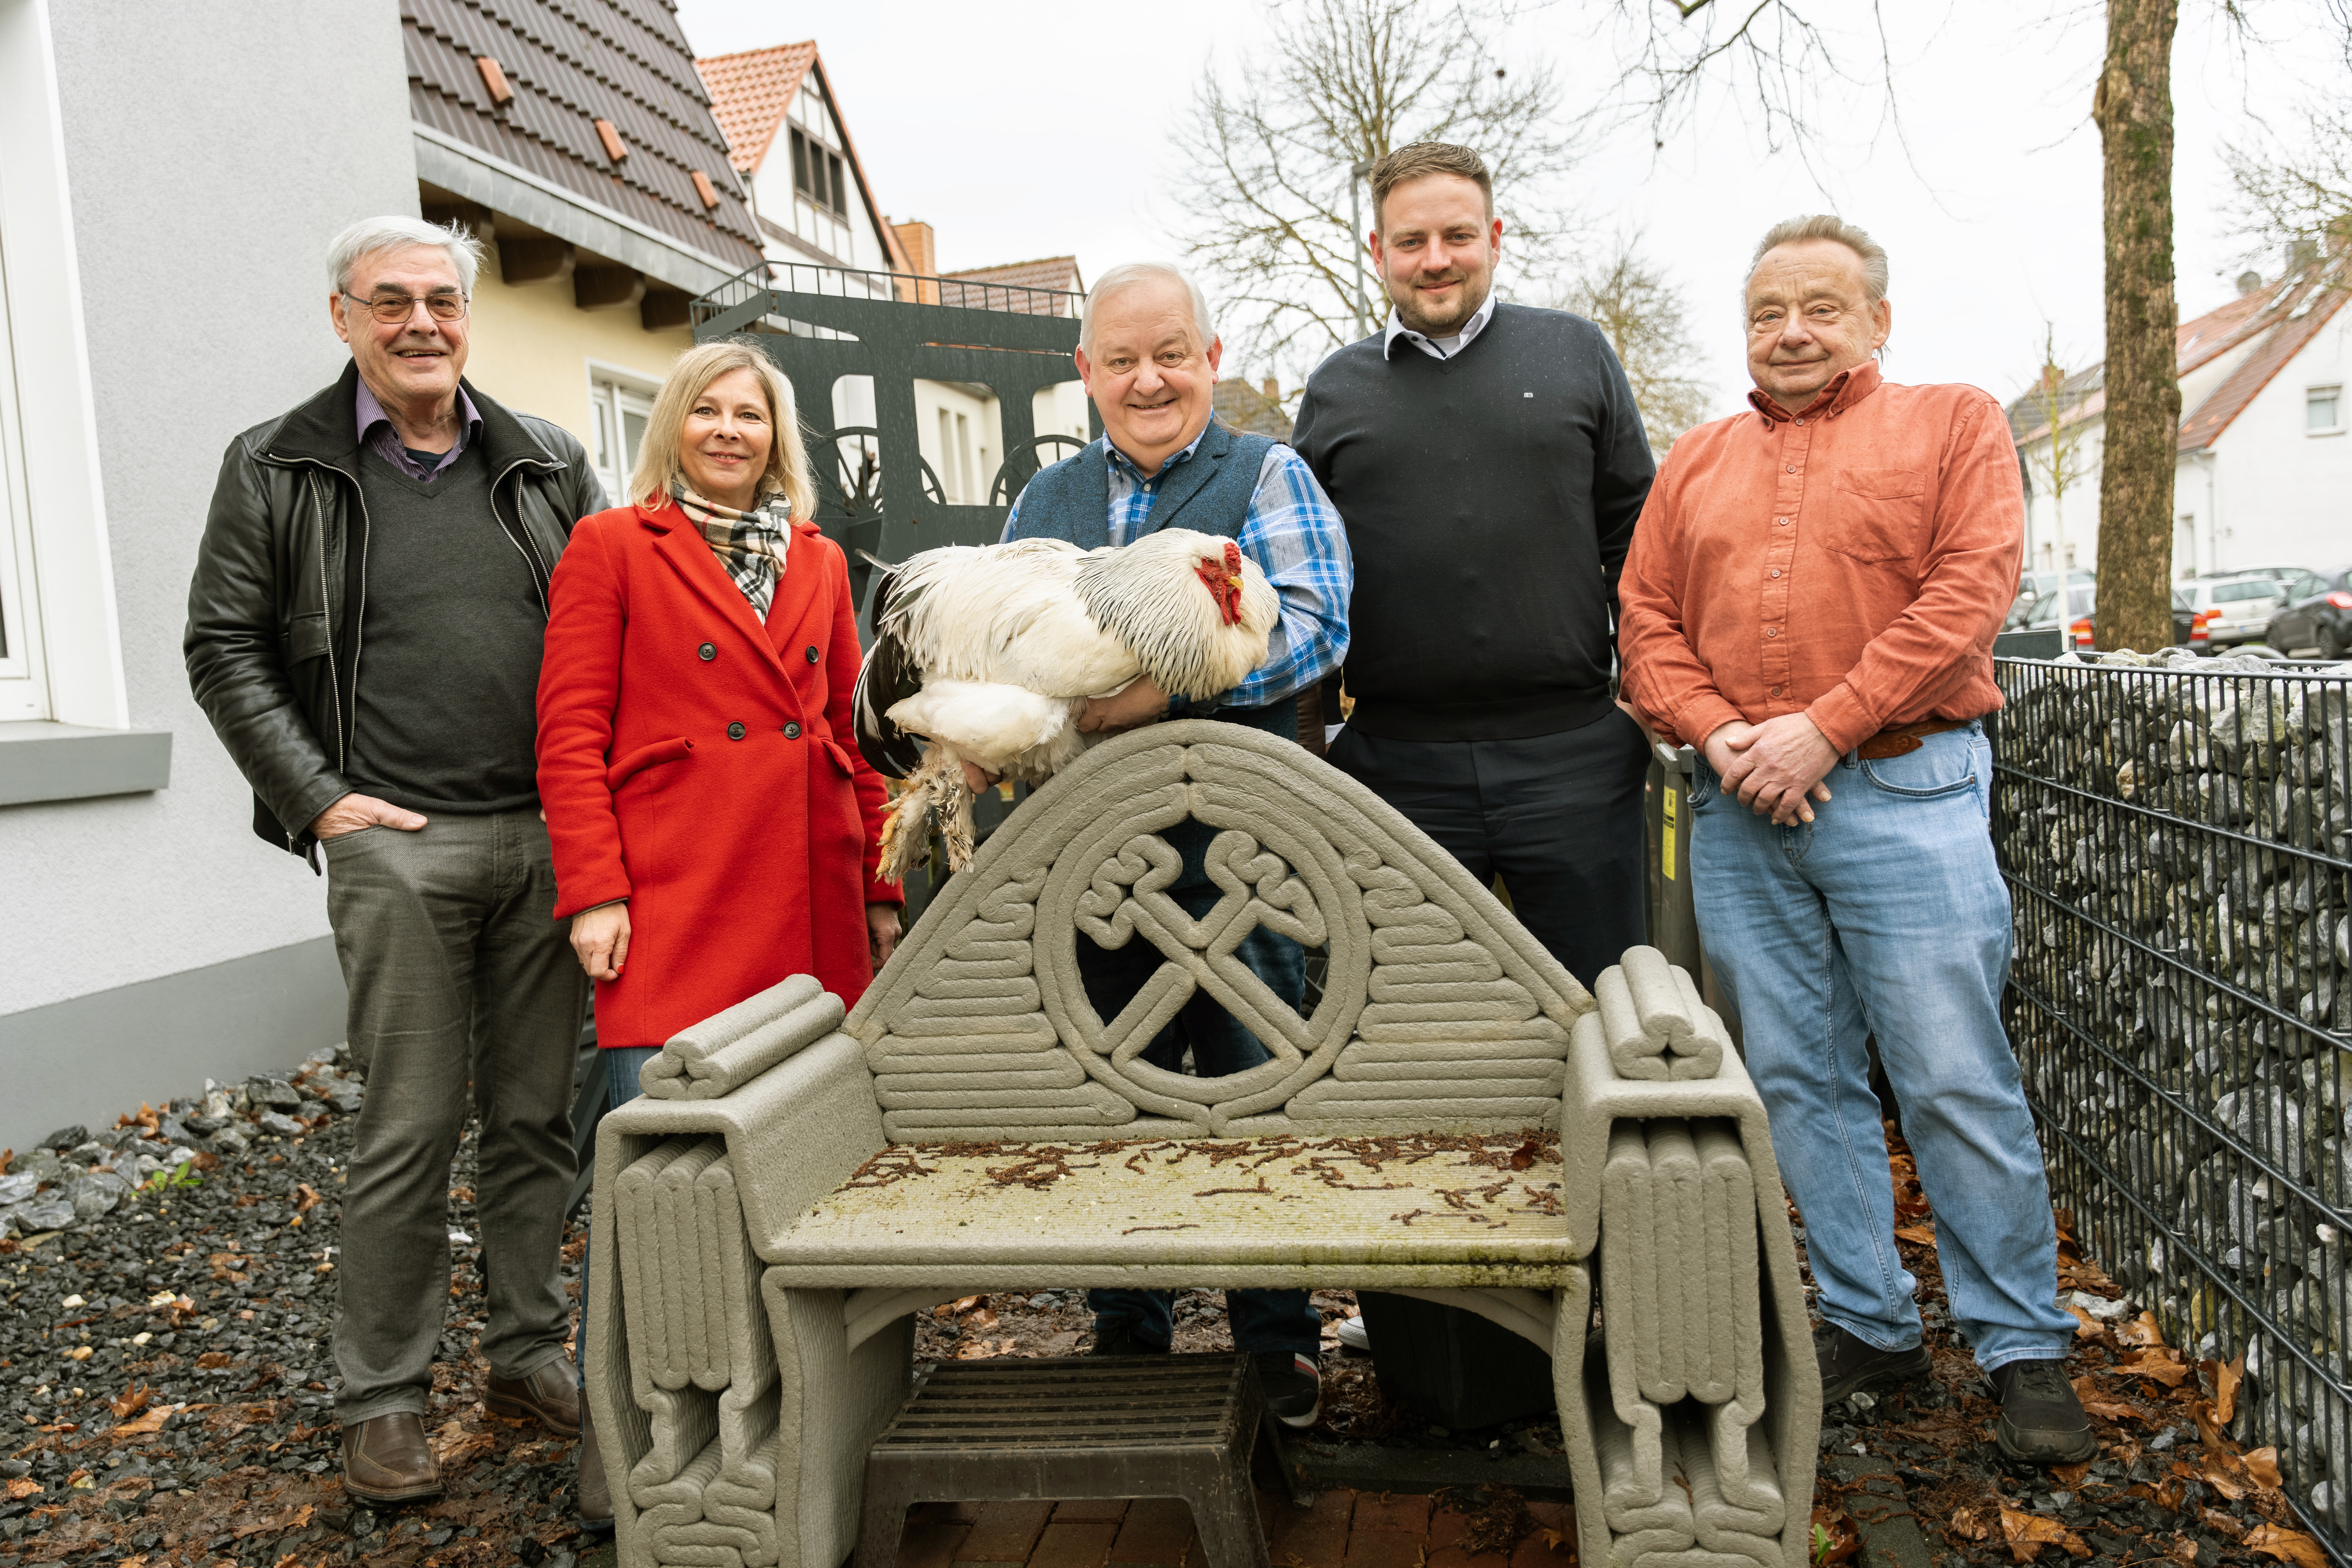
853, 527, 1280, 881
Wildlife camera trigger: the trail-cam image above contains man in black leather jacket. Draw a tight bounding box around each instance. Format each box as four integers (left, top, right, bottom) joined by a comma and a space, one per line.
184, 216, 608, 1515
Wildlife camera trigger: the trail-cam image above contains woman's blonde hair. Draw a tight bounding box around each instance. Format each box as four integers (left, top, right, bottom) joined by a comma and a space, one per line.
630, 338, 815, 518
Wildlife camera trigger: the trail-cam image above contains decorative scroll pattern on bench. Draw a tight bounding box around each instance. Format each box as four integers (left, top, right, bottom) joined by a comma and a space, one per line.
585, 724, 1822, 1568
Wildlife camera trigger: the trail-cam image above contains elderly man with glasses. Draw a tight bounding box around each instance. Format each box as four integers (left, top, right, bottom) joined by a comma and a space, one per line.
186, 216, 609, 1511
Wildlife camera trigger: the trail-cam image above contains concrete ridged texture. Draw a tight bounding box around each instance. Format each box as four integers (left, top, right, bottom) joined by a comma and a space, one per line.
586, 724, 1819, 1568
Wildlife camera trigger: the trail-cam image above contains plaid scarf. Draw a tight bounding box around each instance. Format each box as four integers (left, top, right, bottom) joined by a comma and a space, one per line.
674, 484, 792, 618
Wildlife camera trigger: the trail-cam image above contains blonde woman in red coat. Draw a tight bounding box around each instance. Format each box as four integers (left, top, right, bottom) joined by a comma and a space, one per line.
539, 337, 901, 1034
537, 339, 902, 1522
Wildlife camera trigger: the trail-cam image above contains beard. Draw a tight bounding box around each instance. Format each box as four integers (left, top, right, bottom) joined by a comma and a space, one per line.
1387, 264, 1492, 338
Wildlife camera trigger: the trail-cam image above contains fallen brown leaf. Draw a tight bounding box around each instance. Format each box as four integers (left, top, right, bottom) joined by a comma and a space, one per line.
2241, 1448, 2282, 1490
2051, 1462, 2092, 1488
2000, 1503, 2088, 1563
293, 1183, 322, 1216
2203, 1355, 2245, 1425
2204, 1507, 2248, 1538
1811, 1505, 1862, 1567
2167, 1536, 2200, 1566
2118, 1347, 2191, 1386
194, 1351, 232, 1370
109, 1383, 153, 1420
2117, 1311, 2169, 1348
2244, 1524, 2328, 1568
428, 1419, 496, 1467
3, 1479, 39, 1501
1894, 1224, 1938, 1245
2073, 1374, 2142, 1422
110, 1403, 175, 1439
2063, 1305, 2104, 1338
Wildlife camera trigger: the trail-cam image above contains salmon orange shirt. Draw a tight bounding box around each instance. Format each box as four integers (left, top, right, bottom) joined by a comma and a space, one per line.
1617, 361, 2023, 754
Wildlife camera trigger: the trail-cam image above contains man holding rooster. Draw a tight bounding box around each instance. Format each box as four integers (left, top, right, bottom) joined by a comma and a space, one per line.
996, 260, 1354, 1425
1616, 216, 2091, 1462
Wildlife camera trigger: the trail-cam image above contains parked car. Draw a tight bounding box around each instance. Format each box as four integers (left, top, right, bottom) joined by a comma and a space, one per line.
2179, 576, 2289, 649
2263, 566, 2352, 659
2014, 584, 2203, 652
2215, 564, 2329, 605
2009, 569, 2096, 632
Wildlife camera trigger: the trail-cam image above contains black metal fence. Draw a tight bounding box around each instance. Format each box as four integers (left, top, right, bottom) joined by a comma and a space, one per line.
1995, 651, 2352, 1541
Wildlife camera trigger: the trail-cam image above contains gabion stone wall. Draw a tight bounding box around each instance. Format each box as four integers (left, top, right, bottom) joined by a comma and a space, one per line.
1996, 650, 2352, 1544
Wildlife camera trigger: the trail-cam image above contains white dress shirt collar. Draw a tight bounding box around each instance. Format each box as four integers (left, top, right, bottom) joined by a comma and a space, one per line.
1382, 290, 1497, 360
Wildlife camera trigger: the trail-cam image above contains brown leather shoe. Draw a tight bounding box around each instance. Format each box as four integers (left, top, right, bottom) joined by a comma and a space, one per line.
485, 1359, 580, 1436
577, 1395, 612, 1530
341, 1412, 442, 1504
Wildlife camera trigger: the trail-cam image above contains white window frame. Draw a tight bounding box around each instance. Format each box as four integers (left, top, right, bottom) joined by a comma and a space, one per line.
587, 362, 660, 507
2310, 383, 2344, 437
0, 0, 126, 730
0, 241, 47, 719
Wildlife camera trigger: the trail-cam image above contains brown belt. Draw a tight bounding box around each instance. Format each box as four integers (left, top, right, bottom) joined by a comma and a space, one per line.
1857, 718, 1970, 760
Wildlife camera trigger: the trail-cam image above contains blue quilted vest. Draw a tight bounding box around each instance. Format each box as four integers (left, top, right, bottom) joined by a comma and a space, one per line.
1006, 422, 1295, 741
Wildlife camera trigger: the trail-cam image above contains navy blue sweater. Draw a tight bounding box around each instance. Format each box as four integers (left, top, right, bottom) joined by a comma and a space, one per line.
1291, 303, 1654, 741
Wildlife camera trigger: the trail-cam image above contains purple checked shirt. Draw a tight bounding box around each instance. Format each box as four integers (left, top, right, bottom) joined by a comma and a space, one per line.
355, 378, 481, 481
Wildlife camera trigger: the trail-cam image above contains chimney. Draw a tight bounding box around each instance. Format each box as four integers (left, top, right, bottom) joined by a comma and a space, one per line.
1261, 376, 1280, 402
893, 220, 936, 276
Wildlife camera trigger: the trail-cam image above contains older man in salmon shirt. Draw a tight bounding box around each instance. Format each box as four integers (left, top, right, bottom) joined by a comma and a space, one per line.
1617, 214, 2091, 1464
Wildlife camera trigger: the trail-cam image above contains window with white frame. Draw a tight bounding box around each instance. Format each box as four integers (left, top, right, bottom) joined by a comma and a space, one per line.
0, 231, 48, 721
590, 373, 657, 506
2311, 384, 2344, 435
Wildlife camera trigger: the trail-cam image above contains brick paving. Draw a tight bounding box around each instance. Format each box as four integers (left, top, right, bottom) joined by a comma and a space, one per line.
875, 1489, 1579, 1568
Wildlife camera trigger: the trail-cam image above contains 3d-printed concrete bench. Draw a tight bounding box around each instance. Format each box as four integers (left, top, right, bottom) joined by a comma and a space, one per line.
588, 722, 1821, 1568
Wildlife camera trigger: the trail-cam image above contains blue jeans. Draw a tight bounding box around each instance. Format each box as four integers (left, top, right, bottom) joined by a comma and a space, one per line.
578, 1045, 660, 1389
1687, 722, 2075, 1371
1076, 818, 1320, 1358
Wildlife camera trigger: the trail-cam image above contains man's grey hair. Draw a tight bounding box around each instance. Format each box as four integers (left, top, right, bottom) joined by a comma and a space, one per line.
327, 215, 485, 298
1746, 214, 1890, 304
1080, 262, 1216, 353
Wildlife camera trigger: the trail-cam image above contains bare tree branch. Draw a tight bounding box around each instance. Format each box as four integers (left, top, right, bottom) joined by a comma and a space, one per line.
2223, 104, 2352, 269
1170, 0, 1578, 382
1545, 234, 1717, 449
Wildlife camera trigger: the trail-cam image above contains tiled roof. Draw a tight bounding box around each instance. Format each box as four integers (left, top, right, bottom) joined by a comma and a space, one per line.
1213, 379, 1292, 441
404, 0, 762, 272
935, 257, 1085, 317
943, 256, 1086, 295
2005, 260, 2352, 451
2005, 363, 2103, 446
694, 41, 814, 176
2179, 265, 2350, 452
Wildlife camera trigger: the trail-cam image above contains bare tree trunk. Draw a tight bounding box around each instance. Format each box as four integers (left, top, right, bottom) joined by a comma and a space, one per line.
2092, 0, 2182, 652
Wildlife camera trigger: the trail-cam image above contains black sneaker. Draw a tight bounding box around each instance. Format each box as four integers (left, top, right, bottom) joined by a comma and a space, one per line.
1814, 1322, 1931, 1404
1087, 1319, 1168, 1356
1253, 1351, 1321, 1429
1993, 1358, 2098, 1463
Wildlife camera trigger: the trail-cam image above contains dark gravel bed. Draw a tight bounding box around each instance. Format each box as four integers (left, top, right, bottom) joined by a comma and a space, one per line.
2, 1050, 589, 1568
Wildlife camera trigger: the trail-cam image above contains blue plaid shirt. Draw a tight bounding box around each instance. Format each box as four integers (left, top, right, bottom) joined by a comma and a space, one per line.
1004, 429, 1352, 713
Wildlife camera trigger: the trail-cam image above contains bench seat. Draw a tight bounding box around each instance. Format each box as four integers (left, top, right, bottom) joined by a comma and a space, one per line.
768, 1132, 1576, 1287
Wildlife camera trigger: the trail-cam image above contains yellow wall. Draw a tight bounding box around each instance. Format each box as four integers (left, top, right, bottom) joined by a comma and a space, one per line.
462, 264, 693, 456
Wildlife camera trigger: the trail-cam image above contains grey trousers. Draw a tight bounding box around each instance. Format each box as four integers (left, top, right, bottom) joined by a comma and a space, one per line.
322, 808, 585, 1424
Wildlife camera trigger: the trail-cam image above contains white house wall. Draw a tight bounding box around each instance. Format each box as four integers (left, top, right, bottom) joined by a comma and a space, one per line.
0, 0, 416, 1147
2192, 310, 2352, 575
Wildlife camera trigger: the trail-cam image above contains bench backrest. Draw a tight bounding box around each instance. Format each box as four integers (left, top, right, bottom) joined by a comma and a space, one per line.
843, 722, 1600, 1142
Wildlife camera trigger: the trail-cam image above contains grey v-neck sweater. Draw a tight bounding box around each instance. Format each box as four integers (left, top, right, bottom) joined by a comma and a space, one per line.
1292, 302, 1656, 741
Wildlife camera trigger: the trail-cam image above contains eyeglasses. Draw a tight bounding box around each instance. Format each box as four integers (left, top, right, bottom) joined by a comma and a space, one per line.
343, 292, 468, 324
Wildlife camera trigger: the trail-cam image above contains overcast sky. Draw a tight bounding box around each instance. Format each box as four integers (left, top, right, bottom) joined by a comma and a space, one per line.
675, 0, 2349, 420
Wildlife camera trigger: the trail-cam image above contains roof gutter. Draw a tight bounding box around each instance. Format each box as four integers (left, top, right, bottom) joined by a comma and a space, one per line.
413, 125, 756, 298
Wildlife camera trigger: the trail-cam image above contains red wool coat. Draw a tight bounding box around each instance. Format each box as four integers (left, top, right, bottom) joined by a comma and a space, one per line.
537, 500, 898, 1049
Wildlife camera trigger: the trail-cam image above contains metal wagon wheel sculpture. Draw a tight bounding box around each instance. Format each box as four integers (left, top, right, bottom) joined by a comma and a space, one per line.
986, 433, 1090, 509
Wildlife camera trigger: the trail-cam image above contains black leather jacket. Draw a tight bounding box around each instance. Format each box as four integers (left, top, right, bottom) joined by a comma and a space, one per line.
184, 363, 606, 860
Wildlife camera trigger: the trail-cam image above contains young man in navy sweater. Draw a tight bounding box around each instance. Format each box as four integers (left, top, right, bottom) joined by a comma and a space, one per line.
1292, 142, 1657, 990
